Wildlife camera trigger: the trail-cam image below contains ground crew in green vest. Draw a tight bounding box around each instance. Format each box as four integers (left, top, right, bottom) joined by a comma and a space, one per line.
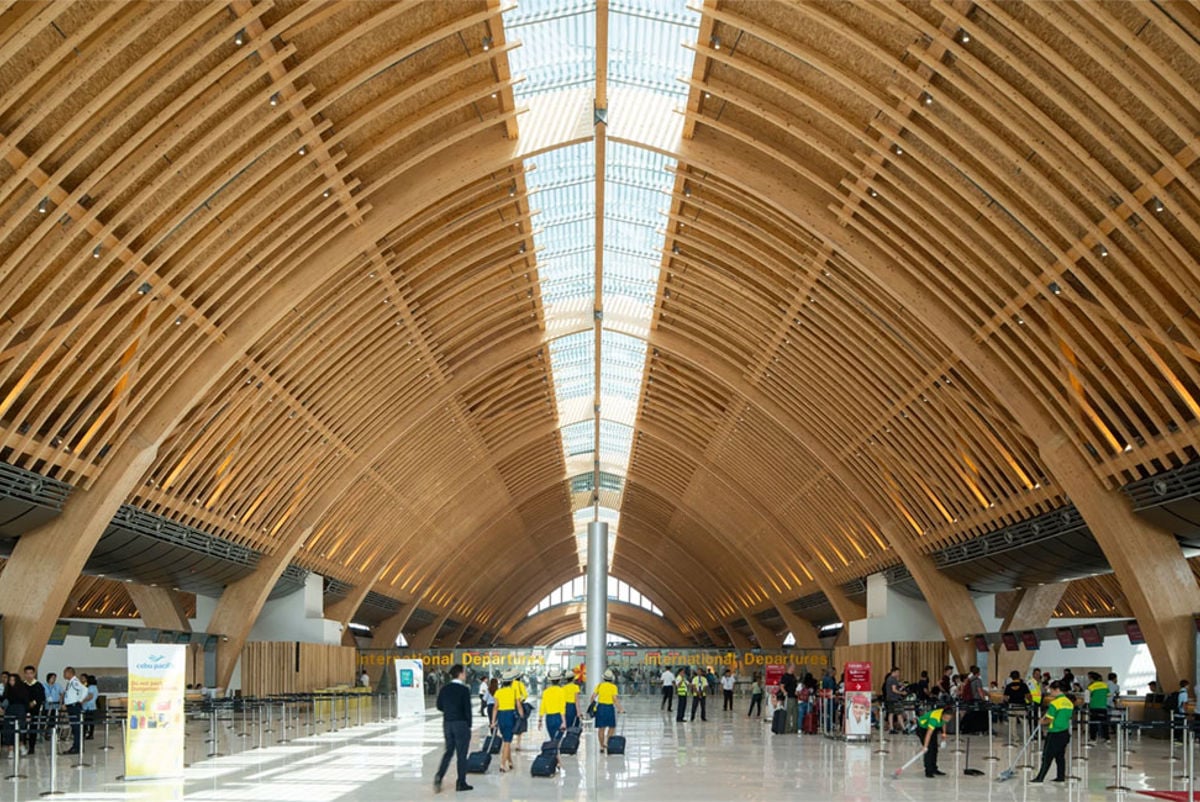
1086, 671, 1110, 742
1032, 681, 1074, 783
915, 703, 948, 778
675, 668, 690, 723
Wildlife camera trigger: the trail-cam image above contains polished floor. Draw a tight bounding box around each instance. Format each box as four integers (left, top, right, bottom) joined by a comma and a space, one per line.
0, 695, 1195, 801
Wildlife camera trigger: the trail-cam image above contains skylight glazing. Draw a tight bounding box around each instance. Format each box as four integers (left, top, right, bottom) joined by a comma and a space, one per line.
502, 0, 700, 568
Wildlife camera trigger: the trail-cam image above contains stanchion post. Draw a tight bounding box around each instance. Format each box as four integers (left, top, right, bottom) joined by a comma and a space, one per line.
6, 720, 28, 780
986, 706, 999, 761
874, 701, 888, 755
39, 725, 63, 797
100, 714, 114, 751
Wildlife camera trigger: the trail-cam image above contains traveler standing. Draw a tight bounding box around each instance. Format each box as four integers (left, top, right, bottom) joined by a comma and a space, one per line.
690, 669, 708, 722
721, 669, 735, 712
781, 666, 799, 733
660, 667, 675, 712
40, 672, 61, 741
433, 663, 472, 794
747, 672, 763, 718
22, 666, 44, 755
2, 673, 29, 758
82, 675, 98, 740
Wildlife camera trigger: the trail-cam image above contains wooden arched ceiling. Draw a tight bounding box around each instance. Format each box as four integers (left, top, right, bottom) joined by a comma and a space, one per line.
0, 1, 1198, 654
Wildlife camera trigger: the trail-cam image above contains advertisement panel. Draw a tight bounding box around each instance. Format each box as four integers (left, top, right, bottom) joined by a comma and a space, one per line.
764, 664, 785, 703
394, 659, 425, 717
124, 644, 186, 780
843, 661, 872, 740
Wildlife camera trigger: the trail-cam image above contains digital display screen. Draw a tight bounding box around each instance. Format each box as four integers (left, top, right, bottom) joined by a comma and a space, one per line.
49, 623, 69, 646
400, 669, 414, 688
1020, 631, 1040, 650
1126, 621, 1145, 645
974, 635, 989, 653
1001, 632, 1019, 652
1055, 627, 1077, 648
1081, 625, 1103, 647
91, 625, 114, 648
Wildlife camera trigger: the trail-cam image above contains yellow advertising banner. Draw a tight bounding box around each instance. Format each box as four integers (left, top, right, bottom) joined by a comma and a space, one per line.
124, 644, 186, 779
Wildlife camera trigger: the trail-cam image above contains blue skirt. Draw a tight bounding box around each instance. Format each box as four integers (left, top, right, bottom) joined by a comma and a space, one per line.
595, 702, 616, 729
497, 709, 516, 742
545, 713, 563, 738
565, 703, 578, 728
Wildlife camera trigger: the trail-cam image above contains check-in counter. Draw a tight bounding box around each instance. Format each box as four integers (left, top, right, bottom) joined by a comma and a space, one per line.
313, 686, 374, 721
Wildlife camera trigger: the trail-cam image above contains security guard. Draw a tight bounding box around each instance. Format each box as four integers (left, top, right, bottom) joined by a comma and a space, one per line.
916, 703, 948, 777
675, 668, 690, 723
539, 669, 567, 741
1032, 681, 1073, 783
1028, 668, 1043, 708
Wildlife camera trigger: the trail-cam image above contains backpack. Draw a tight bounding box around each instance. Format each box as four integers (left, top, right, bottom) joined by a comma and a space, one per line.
961, 680, 974, 702
1166, 691, 1181, 712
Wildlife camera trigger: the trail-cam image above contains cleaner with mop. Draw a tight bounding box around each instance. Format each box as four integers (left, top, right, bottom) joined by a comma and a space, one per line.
915, 700, 949, 777
1031, 681, 1074, 783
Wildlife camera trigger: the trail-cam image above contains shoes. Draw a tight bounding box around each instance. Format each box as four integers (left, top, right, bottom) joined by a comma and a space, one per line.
925, 772, 936, 778
434, 777, 443, 793
1052, 778, 1066, 783
1031, 777, 1044, 783
455, 782, 473, 791
933, 770, 946, 776
61, 749, 80, 755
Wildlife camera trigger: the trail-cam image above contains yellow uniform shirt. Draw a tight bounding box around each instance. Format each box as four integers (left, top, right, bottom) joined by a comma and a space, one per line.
494, 686, 517, 712
562, 682, 580, 705
539, 685, 566, 716
595, 681, 618, 705
513, 679, 528, 702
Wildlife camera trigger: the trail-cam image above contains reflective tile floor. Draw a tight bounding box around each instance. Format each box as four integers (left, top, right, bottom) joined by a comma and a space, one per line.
1, 696, 1196, 801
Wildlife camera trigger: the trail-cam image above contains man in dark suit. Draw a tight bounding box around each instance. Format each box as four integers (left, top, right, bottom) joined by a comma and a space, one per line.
434, 663, 473, 793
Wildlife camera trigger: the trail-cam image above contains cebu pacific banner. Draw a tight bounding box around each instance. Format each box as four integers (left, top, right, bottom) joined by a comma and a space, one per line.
124, 644, 186, 779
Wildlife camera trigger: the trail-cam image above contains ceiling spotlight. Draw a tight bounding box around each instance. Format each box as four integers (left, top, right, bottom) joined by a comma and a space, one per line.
298, 145, 307, 156
481, 36, 492, 51
509, 184, 517, 197
174, 316, 184, 326
269, 92, 280, 107
137, 282, 152, 295
92, 245, 102, 259
684, 186, 692, 197
893, 144, 904, 156
1152, 196, 1164, 213
671, 244, 680, 254
519, 243, 526, 253
234, 29, 246, 46
703, 92, 711, 99
322, 189, 331, 198
868, 187, 879, 198
37, 197, 49, 214
1048, 281, 1062, 295
711, 36, 721, 50
1097, 244, 1109, 258
921, 92, 933, 106
958, 29, 970, 44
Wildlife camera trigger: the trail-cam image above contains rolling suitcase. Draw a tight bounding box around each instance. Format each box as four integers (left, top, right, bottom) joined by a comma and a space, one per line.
531, 741, 558, 777
483, 729, 502, 755
802, 711, 817, 734
559, 728, 580, 755
606, 734, 626, 755
466, 749, 490, 773
772, 708, 786, 734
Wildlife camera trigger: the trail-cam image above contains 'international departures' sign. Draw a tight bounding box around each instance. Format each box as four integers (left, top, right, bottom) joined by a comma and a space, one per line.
358, 647, 830, 670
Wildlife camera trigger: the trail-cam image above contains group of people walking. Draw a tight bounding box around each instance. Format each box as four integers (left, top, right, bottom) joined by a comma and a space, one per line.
435, 664, 625, 793
0, 666, 92, 759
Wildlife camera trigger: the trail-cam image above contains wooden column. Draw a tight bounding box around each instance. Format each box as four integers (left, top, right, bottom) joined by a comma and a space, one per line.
409, 613, 449, 651
742, 611, 783, 649
126, 583, 192, 632
992, 584, 1067, 682
724, 623, 753, 651
773, 603, 823, 649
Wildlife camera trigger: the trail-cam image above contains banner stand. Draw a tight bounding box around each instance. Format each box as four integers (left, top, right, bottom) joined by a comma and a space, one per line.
394, 659, 425, 718
123, 644, 186, 781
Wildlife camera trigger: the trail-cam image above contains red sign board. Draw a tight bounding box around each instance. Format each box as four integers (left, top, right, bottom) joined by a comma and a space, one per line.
1055, 627, 1078, 648
764, 664, 785, 702
1020, 631, 1040, 650
844, 661, 872, 693
1125, 621, 1145, 645
1001, 632, 1019, 652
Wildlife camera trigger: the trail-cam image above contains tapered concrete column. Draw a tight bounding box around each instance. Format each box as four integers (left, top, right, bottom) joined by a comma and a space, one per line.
586, 521, 608, 693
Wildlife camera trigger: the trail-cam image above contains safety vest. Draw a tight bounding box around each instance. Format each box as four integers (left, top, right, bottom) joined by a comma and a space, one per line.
1028, 677, 1042, 704
677, 677, 689, 696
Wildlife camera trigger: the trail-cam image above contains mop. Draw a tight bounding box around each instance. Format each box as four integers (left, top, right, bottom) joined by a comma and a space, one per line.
996, 728, 1039, 782
892, 747, 927, 779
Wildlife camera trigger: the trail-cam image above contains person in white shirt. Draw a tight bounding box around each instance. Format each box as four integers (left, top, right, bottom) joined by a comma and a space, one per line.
60, 667, 86, 755
721, 669, 736, 711
660, 668, 675, 712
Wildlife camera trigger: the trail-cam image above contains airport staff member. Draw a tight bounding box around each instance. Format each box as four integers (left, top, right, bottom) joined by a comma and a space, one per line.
590, 669, 625, 752
915, 702, 948, 778
539, 669, 567, 740
1086, 672, 1110, 742
489, 669, 522, 774
675, 668, 690, 723
562, 672, 581, 729
433, 663, 472, 794
1032, 681, 1074, 783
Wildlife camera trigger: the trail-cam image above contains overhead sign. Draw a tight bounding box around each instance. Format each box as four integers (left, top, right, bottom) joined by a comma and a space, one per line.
124, 644, 185, 780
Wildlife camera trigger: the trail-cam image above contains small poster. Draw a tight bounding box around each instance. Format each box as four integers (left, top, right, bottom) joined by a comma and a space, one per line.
764, 664, 784, 704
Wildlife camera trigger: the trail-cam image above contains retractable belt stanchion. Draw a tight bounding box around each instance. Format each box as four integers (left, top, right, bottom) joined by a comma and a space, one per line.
100, 713, 114, 751
1105, 712, 1131, 792
952, 701, 964, 754
39, 724, 63, 797
1017, 707, 1036, 770
1189, 721, 1196, 802
1176, 719, 1193, 781
277, 699, 289, 745
874, 701, 889, 755
1073, 705, 1088, 762
343, 693, 351, 730
986, 704, 999, 761
6, 719, 28, 781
